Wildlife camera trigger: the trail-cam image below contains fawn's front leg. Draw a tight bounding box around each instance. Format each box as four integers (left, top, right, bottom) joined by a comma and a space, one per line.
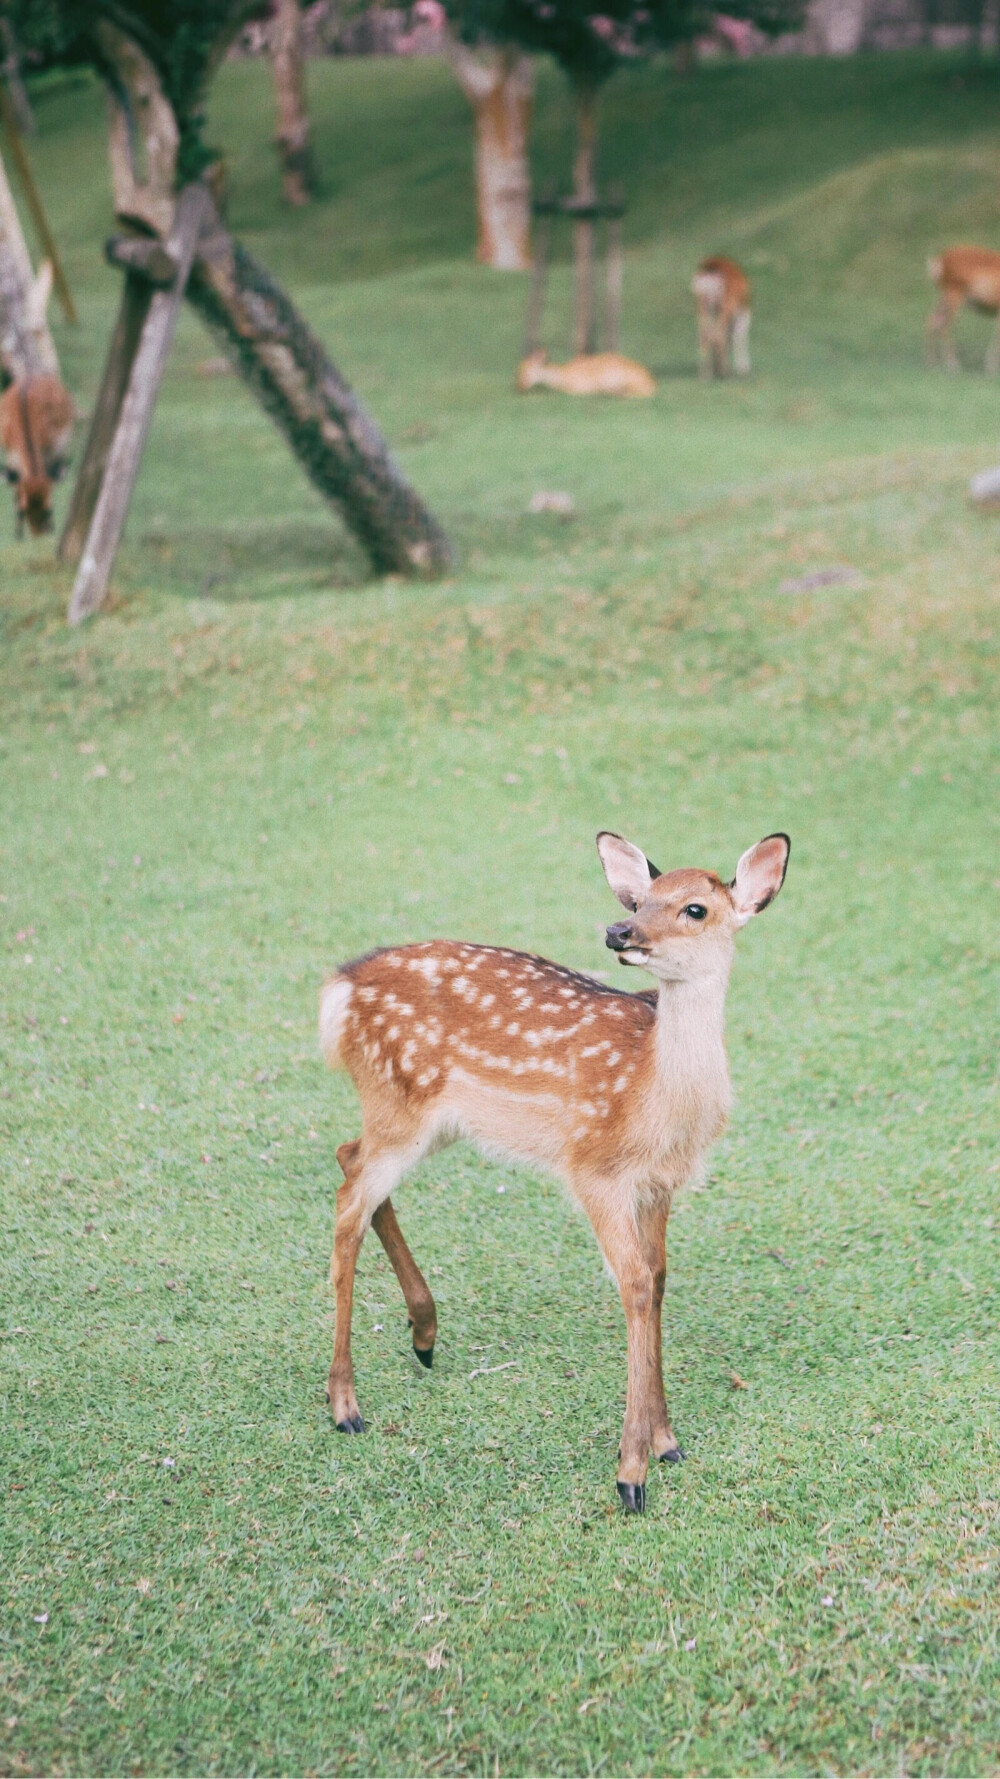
638, 1201, 685, 1467
592, 1200, 660, 1513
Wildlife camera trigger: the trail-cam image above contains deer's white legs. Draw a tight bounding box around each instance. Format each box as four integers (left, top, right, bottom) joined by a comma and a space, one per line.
697, 309, 714, 380
926, 294, 961, 371
731, 307, 751, 376
328, 1138, 421, 1432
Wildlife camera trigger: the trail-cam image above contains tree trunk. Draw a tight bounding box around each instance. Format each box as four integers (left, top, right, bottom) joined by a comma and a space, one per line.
0, 17, 35, 136
0, 84, 77, 323
446, 41, 533, 271
271, 0, 315, 205
571, 76, 598, 355
187, 208, 452, 575
0, 144, 59, 378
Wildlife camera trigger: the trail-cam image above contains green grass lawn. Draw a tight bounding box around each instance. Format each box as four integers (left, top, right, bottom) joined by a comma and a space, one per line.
1, 48, 999, 1777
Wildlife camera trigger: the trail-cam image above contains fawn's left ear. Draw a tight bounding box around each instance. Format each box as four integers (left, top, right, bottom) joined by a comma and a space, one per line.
732, 833, 790, 924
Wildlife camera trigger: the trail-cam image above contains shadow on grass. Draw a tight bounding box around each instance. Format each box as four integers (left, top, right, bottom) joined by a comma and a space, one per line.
134, 519, 372, 601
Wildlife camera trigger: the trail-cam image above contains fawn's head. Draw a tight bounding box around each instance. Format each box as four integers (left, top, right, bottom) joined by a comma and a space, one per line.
598, 830, 789, 985
10, 471, 54, 535
515, 350, 548, 391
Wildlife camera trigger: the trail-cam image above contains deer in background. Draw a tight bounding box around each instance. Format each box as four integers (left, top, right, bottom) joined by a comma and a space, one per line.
692, 256, 751, 378
516, 349, 656, 398
319, 828, 790, 1512
0, 371, 73, 536
926, 245, 1000, 372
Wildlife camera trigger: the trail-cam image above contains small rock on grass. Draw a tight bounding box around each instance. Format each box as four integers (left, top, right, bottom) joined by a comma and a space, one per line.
969, 466, 1000, 506
528, 490, 575, 517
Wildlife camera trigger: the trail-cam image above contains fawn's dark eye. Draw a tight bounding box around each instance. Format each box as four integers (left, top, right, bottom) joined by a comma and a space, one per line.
683, 903, 707, 921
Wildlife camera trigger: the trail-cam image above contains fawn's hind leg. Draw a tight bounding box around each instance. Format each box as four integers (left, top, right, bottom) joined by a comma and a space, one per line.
372, 1197, 437, 1366
327, 1138, 412, 1433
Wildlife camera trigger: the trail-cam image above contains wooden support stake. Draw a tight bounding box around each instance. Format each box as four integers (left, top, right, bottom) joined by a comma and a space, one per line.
58, 272, 152, 566
605, 190, 623, 353
68, 184, 210, 624
524, 201, 554, 356
0, 83, 77, 324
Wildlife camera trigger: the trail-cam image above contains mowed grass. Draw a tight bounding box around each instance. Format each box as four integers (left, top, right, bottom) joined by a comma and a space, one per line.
1, 48, 999, 1777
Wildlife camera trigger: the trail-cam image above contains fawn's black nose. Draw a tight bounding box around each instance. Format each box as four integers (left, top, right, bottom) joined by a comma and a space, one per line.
605, 922, 633, 952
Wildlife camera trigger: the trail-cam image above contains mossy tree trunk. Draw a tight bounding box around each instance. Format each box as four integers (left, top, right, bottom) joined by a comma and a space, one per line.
187, 211, 453, 574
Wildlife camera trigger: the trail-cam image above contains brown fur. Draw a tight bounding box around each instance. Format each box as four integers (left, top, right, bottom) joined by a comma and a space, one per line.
0, 373, 74, 536
692, 255, 751, 378
926, 245, 1000, 372
319, 829, 790, 1509
516, 350, 656, 397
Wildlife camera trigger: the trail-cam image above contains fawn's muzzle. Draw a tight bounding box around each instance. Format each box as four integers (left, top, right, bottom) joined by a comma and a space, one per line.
605, 922, 634, 952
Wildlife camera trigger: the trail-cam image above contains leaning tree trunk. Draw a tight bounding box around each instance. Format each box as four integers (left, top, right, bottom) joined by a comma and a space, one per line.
187, 210, 451, 574
65, 16, 450, 581
446, 40, 533, 271
570, 75, 599, 355
271, 0, 316, 205
0, 145, 59, 378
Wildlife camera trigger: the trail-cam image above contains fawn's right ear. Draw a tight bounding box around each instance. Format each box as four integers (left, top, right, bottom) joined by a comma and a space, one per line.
596, 832, 662, 911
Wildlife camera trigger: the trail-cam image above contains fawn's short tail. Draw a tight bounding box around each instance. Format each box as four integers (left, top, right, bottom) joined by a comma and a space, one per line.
319, 975, 354, 1068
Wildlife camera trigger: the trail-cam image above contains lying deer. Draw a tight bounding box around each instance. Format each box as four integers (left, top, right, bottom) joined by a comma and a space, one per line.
0, 372, 74, 536
319, 828, 790, 1512
926, 245, 1000, 372
692, 256, 751, 378
516, 350, 656, 398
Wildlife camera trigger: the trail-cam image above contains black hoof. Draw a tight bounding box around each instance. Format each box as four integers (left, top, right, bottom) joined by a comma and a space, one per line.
617, 1480, 646, 1514
336, 1415, 364, 1434
414, 1345, 434, 1369
659, 1446, 686, 1464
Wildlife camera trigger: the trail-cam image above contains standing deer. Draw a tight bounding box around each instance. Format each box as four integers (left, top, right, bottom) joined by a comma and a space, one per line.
319, 828, 790, 1512
0, 372, 73, 536
692, 256, 751, 378
926, 245, 1000, 373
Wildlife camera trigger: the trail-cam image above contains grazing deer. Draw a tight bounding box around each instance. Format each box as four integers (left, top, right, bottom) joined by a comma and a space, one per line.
926, 245, 1000, 373
319, 828, 790, 1512
692, 256, 751, 378
0, 373, 74, 536
516, 349, 656, 397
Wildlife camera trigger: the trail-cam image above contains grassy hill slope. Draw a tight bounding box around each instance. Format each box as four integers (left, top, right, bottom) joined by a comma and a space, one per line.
0, 51, 998, 1779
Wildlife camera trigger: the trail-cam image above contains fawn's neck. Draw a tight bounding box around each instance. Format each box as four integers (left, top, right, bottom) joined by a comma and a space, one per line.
652, 971, 731, 1109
